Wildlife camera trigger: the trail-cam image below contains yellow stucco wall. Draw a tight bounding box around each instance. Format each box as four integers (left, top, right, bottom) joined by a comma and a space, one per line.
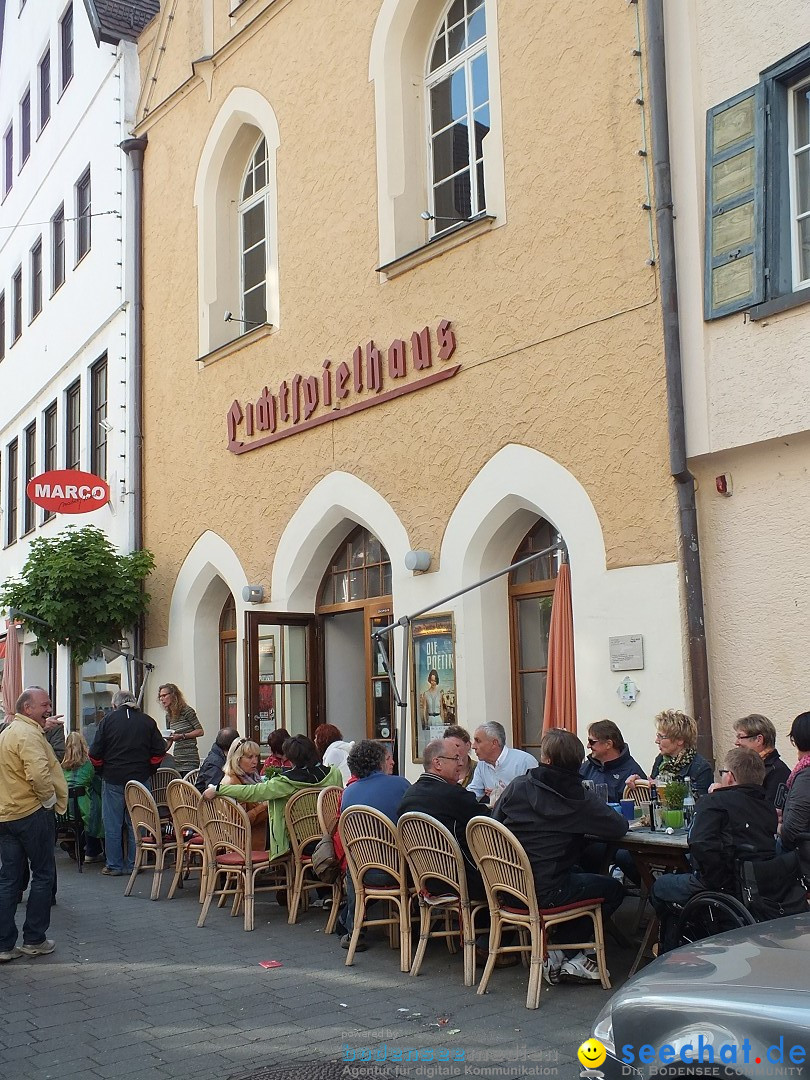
137, 0, 679, 648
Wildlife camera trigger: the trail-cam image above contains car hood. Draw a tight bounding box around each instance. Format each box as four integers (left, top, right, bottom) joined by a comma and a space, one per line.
619, 913, 810, 999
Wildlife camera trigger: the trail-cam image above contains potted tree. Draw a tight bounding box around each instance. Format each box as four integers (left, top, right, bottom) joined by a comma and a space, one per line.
660, 780, 688, 829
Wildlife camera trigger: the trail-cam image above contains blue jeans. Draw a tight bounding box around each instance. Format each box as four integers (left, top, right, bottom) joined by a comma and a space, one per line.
101, 781, 143, 872
0, 808, 57, 949
340, 869, 397, 933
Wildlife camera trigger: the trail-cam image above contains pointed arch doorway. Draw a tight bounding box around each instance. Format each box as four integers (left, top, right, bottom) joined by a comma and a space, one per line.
316, 525, 396, 749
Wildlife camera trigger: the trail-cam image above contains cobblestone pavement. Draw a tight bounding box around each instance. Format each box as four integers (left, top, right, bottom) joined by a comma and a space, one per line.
0, 854, 641, 1080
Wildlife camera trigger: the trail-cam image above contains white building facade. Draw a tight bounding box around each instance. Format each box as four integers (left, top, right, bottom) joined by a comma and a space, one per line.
665, 2, 810, 759
0, 0, 157, 726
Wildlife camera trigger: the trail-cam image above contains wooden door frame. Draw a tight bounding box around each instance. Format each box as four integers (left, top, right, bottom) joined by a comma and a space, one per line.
508, 578, 556, 754
244, 611, 322, 742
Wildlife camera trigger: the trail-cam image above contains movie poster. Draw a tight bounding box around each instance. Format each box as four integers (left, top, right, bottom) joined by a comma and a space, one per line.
411, 613, 457, 762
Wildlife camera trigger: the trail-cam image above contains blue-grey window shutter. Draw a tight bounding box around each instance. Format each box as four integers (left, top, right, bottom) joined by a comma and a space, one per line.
704, 84, 765, 319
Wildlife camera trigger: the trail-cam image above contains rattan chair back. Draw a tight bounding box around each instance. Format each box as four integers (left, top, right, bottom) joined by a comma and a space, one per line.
622, 779, 652, 806
317, 785, 342, 836
284, 788, 321, 858
339, 805, 406, 883
398, 812, 466, 899
153, 767, 181, 809
125, 780, 163, 845
466, 816, 539, 913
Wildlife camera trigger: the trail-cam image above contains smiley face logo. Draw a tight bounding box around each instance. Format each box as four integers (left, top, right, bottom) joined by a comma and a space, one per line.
577, 1039, 607, 1069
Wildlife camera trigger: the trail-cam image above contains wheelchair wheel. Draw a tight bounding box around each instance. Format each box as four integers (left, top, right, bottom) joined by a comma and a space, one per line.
674, 890, 755, 946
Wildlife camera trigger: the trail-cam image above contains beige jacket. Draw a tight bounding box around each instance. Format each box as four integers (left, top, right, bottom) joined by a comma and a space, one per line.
0, 714, 68, 822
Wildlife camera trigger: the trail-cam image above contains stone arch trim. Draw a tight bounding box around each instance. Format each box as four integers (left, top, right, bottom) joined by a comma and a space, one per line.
193, 88, 281, 353
271, 472, 411, 611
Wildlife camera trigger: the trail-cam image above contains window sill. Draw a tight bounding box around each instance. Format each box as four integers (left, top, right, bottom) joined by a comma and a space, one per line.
74, 249, 90, 269
377, 213, 496, 280
748, 287, 810, 321
197, 322, 274, 369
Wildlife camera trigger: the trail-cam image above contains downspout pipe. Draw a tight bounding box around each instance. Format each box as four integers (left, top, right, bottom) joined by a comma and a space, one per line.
120, 135, 148, 685
644, 0, 713, 762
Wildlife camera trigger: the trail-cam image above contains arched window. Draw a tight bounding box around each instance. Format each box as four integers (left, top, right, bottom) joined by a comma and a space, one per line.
219, 594, 237, 728
318, 526, 392, 608
426, 0, 489, 234
509, 517, 563, 758
239, 136, 269, 329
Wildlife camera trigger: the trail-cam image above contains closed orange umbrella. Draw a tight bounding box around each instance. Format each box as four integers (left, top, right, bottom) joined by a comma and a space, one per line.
2, 620, 23, 723
542, 561, 577, 733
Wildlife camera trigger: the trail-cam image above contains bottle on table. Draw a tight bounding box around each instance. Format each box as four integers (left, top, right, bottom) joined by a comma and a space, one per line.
683, 781, 696, 829
649, 784, 659, 832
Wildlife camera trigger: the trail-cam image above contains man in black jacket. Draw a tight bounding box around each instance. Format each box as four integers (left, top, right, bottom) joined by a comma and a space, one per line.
195, 728, 239, 793
89, 690, 166, 877
650, 746, 777, 946
494, 728, 627, 984
398, 738, 488, 899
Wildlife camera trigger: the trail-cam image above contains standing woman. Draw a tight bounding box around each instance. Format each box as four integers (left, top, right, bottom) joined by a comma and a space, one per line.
158, 684, 203, 777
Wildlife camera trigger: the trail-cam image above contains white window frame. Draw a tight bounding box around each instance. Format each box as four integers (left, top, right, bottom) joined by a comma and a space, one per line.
238, 136, 269, 331
788, 76, 810, 291
424, 1, 489, 238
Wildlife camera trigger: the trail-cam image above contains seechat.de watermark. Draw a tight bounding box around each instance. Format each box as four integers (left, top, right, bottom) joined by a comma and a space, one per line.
617, 1036, 807, 1069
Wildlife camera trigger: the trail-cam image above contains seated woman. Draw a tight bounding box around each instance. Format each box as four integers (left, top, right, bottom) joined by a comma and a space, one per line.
781, 711, 810, 878
60, 732, 105, 861
221, 739, 269, 847
314, 723, 354, 784
627, 708, 713, 796
208, 735, 343, 858
443, 724, 477, 788
263, 728, 292, 773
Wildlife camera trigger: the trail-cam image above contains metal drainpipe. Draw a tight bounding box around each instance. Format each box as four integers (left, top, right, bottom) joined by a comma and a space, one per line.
120, 135, 148, 683
644, 0, 713, 762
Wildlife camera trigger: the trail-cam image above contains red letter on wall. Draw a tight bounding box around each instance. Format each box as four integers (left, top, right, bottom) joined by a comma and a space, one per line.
411, 327, 432, 370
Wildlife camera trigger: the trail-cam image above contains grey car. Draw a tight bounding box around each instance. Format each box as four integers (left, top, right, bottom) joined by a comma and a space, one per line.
588, 913, 810, 1079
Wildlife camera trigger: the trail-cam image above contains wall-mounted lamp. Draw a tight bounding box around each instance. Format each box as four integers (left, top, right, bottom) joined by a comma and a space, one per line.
242, 585, 265, 604
404, 549, 431, 573
420, 210, 473, 224
224, 311, 262, 329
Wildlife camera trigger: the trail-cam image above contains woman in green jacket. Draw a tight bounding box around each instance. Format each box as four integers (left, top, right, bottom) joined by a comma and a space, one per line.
206, 734, 342, 859
60, 732, 105, 861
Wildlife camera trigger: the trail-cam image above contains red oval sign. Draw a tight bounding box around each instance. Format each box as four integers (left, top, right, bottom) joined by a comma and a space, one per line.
26, 470, 110, 515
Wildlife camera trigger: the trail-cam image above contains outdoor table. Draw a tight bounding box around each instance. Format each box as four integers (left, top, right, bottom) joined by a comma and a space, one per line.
621, 825, 690, 975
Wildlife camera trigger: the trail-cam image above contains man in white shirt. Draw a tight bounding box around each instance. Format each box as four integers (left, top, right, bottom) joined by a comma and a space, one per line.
468, 722, 536, 804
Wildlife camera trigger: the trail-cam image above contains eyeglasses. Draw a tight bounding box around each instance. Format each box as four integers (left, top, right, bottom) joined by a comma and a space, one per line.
437, 755, 461, 762
586, 739, 602, 747
736, 733, 757, 741
718, 769, 731, 777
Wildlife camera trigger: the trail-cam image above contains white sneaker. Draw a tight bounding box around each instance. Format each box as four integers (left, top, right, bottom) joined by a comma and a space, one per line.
560, 951, 603, 983
542, 948, 565, 985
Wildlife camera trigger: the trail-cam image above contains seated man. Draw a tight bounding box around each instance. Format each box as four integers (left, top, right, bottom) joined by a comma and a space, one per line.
733, 713, 790, 807
443, 725, 477, 788
398, 737, 488, 900
468, 722, 536, 805
493, 728, 627, 984
337, 740, 411, 951
195, 727, 239, 793
650, 747, 777, 950
580, 719, 646, 803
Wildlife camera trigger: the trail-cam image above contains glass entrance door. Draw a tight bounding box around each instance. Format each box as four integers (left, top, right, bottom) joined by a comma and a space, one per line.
246, 613, 320, 746
367, 602, 396, 748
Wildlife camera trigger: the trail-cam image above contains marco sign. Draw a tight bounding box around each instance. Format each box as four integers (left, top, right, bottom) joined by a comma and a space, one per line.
26, 469, 110, 514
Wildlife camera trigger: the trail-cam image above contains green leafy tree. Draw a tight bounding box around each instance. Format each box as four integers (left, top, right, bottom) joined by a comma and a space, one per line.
0, 525, 155, 664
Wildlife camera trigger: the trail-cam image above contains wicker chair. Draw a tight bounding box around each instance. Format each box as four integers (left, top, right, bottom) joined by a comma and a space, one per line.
316, 785, 345, 935
183, 769, 200, 787
54, 786, 87, 873
165, 779, 206, 901
466, 816, 610, 1009
398, 812, 488, 986
338, 805, 412, 972
284, 788, 342, 925
317, 786, 342, 837
197, 796, 291, 932
152, 767, 181, 819
622, 779, 653, 807
124, 781, 179, 901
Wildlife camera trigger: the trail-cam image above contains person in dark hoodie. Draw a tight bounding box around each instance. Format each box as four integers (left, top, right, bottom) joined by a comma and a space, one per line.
493, 727, 627, 984
732, 714, 790, 807
650, 747, 777, 949
579, 720, 646, 802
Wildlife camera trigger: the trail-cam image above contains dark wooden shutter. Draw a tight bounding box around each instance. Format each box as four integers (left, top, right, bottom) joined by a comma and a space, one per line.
704, 85, 765, 318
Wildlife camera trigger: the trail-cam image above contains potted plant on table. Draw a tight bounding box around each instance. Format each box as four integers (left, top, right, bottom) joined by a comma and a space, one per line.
660, 780, 688, 829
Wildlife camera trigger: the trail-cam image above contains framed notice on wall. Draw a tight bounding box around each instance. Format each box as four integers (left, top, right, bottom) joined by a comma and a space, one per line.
411, 613, 457, 762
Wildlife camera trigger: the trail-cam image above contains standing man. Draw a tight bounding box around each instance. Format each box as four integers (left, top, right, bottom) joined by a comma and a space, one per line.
469, 722, 536, 805
733, 714, 790, 807
580, 719, 646, 803
0, 688, 68, 962
89, 690, 166, 877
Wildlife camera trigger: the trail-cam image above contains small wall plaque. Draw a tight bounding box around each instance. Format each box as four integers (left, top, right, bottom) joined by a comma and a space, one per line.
609, 634, 644, 672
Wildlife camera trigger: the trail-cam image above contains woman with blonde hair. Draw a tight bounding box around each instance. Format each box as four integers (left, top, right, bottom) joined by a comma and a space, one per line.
221, 738, 269, 845
60, 731, 105, 861
628, 709, 713, 796
158, 683, 203, 776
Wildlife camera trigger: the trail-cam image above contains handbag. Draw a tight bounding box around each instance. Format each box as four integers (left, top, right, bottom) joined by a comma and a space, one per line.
741, 851, 809, 922
310, 833, 340, 883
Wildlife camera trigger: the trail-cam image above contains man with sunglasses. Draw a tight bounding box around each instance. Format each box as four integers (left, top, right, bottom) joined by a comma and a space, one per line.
579, 720, 646, 803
